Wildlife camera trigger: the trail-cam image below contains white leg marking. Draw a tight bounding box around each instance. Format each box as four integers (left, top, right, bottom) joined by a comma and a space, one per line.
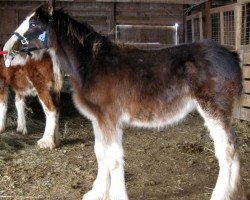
15, 95, 27, 135
197, 105, 239, 200
107, 137, 128, 200
37, 100, 59, 149
0, 101, 8, 133
230, 153, 240, 191
83, 122, 110, 200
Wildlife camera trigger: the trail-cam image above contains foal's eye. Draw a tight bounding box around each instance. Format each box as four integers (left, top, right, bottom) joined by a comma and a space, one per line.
31, 23, 36, 27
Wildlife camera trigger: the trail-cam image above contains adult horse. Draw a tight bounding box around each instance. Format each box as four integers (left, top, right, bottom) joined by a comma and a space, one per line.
3, 0, 246, 199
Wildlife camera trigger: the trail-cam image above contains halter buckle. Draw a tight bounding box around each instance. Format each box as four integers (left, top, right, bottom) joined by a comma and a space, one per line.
21, 38, 29, 45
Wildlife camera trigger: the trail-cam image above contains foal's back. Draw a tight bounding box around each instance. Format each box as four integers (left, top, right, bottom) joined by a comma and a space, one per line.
0, 54, 53, 93
86, 41, 241, 128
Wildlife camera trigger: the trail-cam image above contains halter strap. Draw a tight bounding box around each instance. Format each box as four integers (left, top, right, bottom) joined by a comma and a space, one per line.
13, 17, 53, 56
14, 32, 32, 56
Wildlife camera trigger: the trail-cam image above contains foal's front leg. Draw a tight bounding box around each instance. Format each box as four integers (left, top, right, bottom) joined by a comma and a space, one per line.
37, 91, 59, 149
0, 87, 8, 133
83, 121, 128, 200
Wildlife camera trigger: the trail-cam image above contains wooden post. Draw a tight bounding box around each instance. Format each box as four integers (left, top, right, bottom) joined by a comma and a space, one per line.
191, 18, 194, 42
205, 0, 211, 39
220, 11, 224, 45
199, 12, 203, 40
109, 2, 116, 40
183, 5, 186, 43
235, 3, 242, 51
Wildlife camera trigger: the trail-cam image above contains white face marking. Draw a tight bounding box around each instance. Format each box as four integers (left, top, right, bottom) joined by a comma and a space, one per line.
16, 13, 35, 36
3, 13, 35, 67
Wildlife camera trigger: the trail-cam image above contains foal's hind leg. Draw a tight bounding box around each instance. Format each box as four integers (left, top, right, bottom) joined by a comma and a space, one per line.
197, 105, 243, 200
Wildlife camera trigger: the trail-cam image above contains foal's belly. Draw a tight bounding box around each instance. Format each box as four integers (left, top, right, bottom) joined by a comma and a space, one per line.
125, 98, 197, 129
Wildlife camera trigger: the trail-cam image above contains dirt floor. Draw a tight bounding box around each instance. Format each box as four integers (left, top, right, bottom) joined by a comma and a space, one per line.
0, 92, 249, 200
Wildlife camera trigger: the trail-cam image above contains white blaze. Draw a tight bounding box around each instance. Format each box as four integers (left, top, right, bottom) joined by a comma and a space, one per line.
3, 13, 35, 67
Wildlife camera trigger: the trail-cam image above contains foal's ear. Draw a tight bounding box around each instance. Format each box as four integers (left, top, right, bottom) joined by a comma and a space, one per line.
47, 0, 55, 16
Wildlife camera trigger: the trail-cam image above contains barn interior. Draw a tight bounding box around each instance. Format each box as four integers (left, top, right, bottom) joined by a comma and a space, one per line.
0, 0, 249, 199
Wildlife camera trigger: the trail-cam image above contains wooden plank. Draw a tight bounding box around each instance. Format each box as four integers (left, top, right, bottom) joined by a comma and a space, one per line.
210, 4, 235, 14
205, 0, 211, 39
116, 11, 182, 17
235, 4, 242, 51
0, 0, 207, 2
96, 0, 207, 4
116, 7, 183, 13
0, 1, 112, 10
239, 107, 250, 121
185, 12, 202, 20
242, 94, 250, 107
238, 0, 250, 3
243, 66, 250, 78
191, 18, 195, 42
199, 12, 203, 40
243, 81, 250, 93
116, 18, 182, 25
108, 2, 116, 39
220, 11, 224, 45
242, 45, 250, 52
243, 53, 250, 65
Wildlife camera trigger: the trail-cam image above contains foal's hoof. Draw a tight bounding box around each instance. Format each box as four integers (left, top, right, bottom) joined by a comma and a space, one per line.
0, 124, 6, 134
109, 193, 129, 200
83, 190, 109, 200
0, 128, 5, 134
37, 137, 56, 149
16, 127, 28, 135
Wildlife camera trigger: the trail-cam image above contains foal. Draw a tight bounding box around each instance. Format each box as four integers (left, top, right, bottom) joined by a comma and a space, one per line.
0, 51, 62, 149
3, 1, 246, 199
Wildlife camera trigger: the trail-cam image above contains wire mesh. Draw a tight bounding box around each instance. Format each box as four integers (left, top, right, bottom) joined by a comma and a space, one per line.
241, 3, 250, 45
211, 13, 220, 43
185, 13, 202, 43
116, 25, 178, 47
193, 18, 200, 41
210, 6, 235, 47
223, 10, 235, 46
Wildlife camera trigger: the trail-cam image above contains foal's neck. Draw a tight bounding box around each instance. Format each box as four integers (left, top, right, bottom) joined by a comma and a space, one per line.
52, 10, 110, 86
53, 10, 101, 46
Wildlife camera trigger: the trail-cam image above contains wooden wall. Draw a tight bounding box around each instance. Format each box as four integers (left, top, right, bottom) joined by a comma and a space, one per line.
0, 1, 184, 46
238, 48, 250, 121
185, 2, 250, 121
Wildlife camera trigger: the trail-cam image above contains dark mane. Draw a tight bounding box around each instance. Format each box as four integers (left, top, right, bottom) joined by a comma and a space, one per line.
35, 6, 113, 86
53, 9, 96, 46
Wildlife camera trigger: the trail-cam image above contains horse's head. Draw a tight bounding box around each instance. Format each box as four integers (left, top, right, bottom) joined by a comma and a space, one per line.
3, 0, 55, 67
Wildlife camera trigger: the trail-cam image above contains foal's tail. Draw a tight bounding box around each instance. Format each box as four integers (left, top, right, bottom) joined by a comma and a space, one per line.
231, 51, 242, 87
231, 51, 243, 117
